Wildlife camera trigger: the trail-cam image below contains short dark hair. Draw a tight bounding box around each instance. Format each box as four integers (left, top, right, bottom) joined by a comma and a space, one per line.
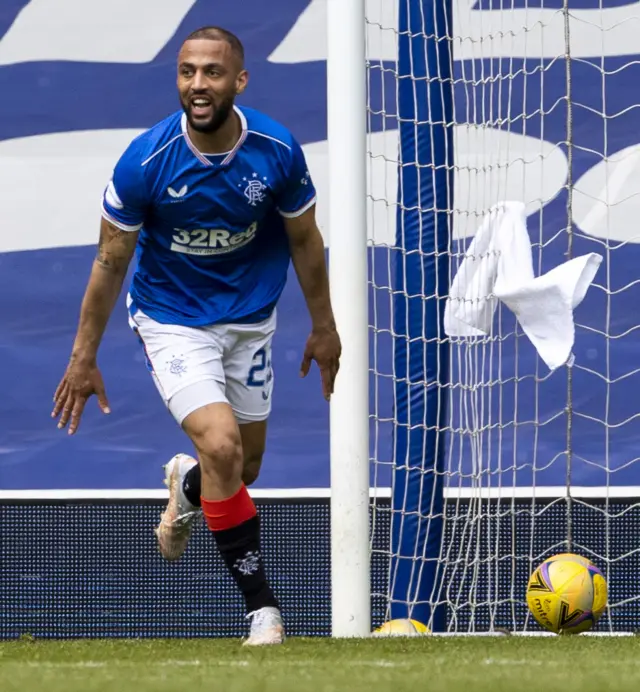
183, 26, 244, 64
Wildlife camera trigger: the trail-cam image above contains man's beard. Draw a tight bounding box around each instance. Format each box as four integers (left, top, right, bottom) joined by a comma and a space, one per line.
183, 96, 234, 134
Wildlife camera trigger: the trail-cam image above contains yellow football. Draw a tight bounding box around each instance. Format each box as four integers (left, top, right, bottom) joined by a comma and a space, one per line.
526, 553, 607, 634
372, 618, 430, 637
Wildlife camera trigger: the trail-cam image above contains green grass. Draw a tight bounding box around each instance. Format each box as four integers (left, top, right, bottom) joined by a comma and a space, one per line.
2, 636, 640, 692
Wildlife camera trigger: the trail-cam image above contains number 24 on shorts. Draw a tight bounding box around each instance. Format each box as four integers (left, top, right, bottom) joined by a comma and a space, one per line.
247, 347, 271, 387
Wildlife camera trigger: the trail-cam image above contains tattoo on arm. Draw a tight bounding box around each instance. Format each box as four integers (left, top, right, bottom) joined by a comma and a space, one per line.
95, 219, 138, 274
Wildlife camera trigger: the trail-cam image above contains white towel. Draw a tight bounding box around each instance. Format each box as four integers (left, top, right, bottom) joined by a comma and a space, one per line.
444, 201, 603, 371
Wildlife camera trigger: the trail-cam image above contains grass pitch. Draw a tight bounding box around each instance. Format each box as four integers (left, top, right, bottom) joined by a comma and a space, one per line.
1, 635, 640, 692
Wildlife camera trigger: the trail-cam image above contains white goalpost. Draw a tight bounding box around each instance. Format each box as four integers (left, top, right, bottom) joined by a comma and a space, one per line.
327, 0, 372, 638
328, 0, 640, 636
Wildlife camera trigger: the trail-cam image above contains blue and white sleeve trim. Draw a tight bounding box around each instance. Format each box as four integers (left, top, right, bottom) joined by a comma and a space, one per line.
279, 195, 317, 219
101, 205, 143, 232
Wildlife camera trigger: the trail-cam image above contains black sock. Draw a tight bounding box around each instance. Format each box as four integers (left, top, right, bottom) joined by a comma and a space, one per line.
213, 515, 279, 614
182, 464, 202, 507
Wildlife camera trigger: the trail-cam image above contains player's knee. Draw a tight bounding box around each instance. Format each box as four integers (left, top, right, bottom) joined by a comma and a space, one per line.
193, 429, 243, 484
242, 452, 264, 486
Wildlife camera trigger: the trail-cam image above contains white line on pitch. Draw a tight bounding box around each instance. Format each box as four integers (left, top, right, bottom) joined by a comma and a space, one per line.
10, 659, 408, 670
483, 659, 544, 666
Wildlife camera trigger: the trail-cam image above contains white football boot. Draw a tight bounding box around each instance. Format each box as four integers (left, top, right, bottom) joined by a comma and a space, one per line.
154, 453, 201, 562
243, 607, 286, 646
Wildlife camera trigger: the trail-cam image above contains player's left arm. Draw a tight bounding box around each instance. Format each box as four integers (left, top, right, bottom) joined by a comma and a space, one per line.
283, 206, 341, 401
277, 137, 341, 399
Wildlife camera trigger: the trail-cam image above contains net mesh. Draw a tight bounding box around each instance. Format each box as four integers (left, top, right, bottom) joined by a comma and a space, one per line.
365, 0, 640, 631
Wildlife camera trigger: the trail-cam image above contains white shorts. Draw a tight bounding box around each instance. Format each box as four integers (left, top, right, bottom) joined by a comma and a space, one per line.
128, 301, 276, 426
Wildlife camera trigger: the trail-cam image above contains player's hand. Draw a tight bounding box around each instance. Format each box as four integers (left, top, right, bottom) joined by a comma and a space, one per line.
300, 325, 342, 401
51, 358, 111, 435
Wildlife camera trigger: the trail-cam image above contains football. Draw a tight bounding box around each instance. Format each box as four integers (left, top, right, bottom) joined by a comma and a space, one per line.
526, 553, 608, 634
371, 618, 430, 637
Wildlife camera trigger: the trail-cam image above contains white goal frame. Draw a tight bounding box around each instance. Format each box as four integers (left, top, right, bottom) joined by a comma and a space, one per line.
326, 0, 371, 638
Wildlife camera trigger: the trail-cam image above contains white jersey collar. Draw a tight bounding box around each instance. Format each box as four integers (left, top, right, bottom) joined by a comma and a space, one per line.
181, 105, 248, 167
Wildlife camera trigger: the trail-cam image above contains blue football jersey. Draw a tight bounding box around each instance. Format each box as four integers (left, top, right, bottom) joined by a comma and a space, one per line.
101, 105, 317, 326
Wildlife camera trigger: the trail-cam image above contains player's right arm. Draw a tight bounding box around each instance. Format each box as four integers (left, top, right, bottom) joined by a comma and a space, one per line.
52, 140, 148, 435
73, 218, 138, 362
51, 219, 138, 434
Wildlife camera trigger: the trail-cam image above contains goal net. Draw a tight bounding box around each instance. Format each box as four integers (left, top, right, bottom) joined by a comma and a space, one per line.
364, 0, 640, 633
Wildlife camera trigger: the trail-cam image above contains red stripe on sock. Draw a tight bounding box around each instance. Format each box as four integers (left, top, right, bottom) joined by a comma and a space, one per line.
201, 484, 257, 532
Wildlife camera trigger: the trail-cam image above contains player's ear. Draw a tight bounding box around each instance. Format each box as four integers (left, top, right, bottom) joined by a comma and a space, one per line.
236, 69, 249, 96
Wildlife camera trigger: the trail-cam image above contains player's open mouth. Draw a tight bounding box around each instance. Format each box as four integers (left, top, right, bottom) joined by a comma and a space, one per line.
190, 98, 213, 118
